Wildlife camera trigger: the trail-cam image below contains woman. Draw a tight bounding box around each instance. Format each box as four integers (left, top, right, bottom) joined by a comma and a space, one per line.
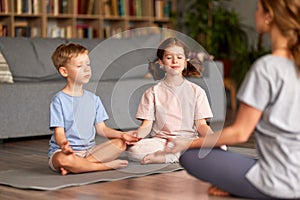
165, 0, 300, 199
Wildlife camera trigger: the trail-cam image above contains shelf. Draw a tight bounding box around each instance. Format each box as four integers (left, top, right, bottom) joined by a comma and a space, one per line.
0, 0, 175, 38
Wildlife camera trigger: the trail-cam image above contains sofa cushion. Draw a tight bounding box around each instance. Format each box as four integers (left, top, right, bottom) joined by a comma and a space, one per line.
0, 51, 13, 83
89, 34, 161, 81
66, 38, 102, 51
0, 37, 66, 82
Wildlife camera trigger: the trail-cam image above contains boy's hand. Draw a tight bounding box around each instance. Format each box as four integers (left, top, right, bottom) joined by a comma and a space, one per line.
122, 130, 141, 145
61, 141, 74, 155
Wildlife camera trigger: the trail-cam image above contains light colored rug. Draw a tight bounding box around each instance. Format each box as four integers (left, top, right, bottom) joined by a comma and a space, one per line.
0, 162, 182, 191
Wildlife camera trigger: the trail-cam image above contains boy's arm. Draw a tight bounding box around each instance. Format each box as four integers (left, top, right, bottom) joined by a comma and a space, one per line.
95, 122, 123, 138
54, 127, 73, 155
95, 122, 140, 143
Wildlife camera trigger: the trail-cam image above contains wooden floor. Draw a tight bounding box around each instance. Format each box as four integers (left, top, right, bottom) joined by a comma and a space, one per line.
0, 108, 253, 200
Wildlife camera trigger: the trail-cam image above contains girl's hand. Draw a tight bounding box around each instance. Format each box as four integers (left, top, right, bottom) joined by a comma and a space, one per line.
164, 137, 193, 153
61, 141, 74, 155
122, 131, 141, 145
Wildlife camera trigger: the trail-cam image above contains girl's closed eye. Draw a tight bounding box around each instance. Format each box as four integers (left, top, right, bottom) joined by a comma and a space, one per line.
166, 54, 184, 60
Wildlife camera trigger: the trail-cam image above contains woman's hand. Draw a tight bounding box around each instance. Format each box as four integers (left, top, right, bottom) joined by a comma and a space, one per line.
164, 137, 193, 154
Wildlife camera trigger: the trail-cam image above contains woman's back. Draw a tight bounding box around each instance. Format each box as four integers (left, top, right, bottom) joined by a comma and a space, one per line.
238, 54, 300, 197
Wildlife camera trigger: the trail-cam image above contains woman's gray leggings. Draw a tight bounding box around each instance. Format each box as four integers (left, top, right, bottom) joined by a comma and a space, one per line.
179, 148, 274, 199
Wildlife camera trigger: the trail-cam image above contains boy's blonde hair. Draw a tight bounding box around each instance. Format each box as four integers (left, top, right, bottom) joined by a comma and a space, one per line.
51, 43, 88, 71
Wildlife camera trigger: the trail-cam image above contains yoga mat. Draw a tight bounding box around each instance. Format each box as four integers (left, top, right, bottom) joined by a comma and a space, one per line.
0, 162, 182, 191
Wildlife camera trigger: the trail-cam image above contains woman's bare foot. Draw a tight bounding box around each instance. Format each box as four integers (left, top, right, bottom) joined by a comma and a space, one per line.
141, 151, 165, 164
208, 186, 230, 196
104, 159, 128, 169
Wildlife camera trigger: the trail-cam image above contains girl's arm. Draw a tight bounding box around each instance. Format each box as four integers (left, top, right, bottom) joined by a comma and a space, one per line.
195, 119, 213, 136
165, 103, 262, 153
137, 119, 153, 138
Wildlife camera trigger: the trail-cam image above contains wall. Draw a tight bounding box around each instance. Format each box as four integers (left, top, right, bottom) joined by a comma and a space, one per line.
221, 0, 271, 49
176, 0, 271, 50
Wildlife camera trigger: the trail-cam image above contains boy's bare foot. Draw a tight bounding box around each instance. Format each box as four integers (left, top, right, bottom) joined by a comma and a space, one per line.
141, 152, 165, 164
104, 159, 128, 169
60, 167, 69, 176
208, 186, 230, 196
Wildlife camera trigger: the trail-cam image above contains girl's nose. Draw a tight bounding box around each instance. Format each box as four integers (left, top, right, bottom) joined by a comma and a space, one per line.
172, 56, 178, 63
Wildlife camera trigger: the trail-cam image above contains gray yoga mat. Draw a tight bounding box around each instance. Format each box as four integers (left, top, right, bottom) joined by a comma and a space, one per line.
0, 162, 182, 191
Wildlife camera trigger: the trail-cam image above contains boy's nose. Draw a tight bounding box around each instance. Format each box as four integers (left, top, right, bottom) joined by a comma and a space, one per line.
83, 65, 91, 71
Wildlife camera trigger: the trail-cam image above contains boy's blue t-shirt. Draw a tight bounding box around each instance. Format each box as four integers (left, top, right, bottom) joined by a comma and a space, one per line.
48, 90, 108, 158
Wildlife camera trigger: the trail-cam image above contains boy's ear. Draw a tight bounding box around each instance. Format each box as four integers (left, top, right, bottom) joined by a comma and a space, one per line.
58, 67, 68, 77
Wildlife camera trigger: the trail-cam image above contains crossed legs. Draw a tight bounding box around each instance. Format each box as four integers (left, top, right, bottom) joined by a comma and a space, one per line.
179, 148, 272, 199
50, 139, 128, 175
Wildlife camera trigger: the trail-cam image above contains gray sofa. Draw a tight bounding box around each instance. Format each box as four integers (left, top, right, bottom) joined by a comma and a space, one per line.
0, 35, 226, 140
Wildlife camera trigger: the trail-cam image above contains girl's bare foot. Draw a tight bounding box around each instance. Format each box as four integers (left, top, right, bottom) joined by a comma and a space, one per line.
208, 186, 230, 196
141, 152, 165, 164
104, 159, 128, 169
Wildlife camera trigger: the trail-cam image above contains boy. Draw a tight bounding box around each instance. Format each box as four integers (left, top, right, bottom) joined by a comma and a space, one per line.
48, 43, 139, 175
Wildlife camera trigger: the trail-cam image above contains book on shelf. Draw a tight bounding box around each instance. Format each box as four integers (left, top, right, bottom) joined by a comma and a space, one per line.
86, 0, 95, 15
118, 0, 125, 16
103, 26, 122, 38
0, 0, 9, 14
77, 0, 95, 15
46, 0, 71, 15
102, 0, 111, 16
129, 0, 143, 17
102, 0, 128, 17
14, 21, 39, 37
0, 23, 7, 36
47, 24, 72, 38
76, 24, 97, 38
14, 0, 40, 14
32, 0, 39, 14
111, 0, 118, 16
163, 0, 172, 18
154, 0, 172, 18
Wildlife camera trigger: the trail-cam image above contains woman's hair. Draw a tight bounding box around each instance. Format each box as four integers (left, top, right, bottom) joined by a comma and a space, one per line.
260, 0, 300, 70
51, 43, 88, 71
149, 37, 204, 80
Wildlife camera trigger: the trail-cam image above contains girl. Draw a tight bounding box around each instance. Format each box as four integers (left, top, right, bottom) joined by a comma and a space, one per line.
127, 37, 221, 164
165, 0, 300, 199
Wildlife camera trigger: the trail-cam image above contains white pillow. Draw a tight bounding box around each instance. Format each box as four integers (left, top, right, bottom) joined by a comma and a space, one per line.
0, 52, 13, 83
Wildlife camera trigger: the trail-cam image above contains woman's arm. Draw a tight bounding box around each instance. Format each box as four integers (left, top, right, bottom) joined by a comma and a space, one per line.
165, 103, 262, 153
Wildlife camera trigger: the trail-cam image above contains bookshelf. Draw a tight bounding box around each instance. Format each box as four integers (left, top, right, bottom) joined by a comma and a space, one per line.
0, 0, 176, 38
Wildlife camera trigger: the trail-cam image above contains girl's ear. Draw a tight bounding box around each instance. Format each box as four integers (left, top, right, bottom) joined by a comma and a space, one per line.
59, 67, 68, 77
158, 59, 163, 66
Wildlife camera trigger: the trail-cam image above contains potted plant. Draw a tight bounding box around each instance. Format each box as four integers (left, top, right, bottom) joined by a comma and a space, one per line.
181, 0, 250, 79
